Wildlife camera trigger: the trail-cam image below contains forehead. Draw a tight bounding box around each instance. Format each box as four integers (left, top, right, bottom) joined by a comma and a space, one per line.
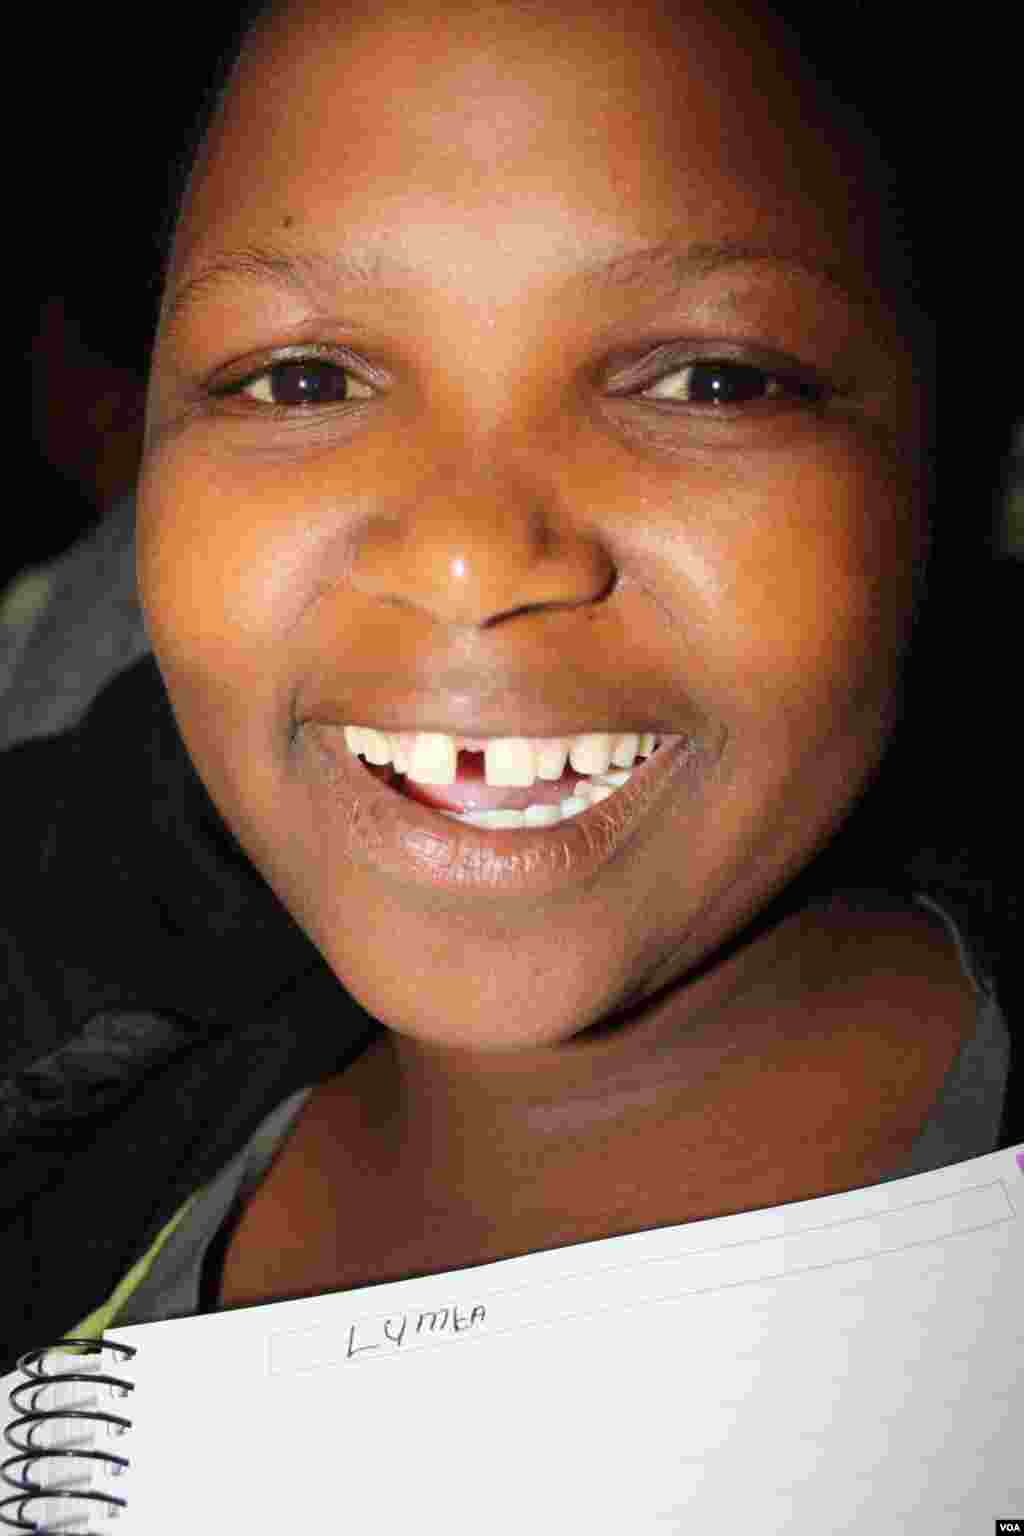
172, 0, 884, 308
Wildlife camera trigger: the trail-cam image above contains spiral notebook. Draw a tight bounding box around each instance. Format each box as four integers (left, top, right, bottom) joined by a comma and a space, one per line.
3, 1142, 1023, 1535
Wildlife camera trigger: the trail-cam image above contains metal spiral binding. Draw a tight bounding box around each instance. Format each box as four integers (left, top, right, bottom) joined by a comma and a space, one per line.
1, 1339, 136, 1533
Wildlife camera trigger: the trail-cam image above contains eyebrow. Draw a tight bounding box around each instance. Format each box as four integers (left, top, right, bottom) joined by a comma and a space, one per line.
163, 235, 866, 335
580, 239, 855, 294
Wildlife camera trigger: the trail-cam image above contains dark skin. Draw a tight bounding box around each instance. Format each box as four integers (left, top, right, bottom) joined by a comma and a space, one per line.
137, 0, 973, 1305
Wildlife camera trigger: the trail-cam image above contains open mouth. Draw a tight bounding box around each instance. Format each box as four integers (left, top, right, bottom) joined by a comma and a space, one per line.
347, 730, 671, 830
302, 722, 696, 895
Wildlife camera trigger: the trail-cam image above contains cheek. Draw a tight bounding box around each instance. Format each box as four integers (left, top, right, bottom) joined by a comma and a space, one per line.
136, 444, 320, 873
692, 443, 922, 724
136, 442, 325, 697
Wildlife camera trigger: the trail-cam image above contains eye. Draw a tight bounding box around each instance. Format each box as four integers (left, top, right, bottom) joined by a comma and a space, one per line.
228, 357, 375, 408
635, 358, 821, 408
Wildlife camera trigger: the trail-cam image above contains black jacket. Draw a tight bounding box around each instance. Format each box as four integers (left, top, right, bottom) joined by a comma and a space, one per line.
1, 655, 378, 1376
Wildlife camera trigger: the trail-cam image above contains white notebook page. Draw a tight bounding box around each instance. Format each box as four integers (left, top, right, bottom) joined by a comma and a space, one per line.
4, 1141, 1022, 1533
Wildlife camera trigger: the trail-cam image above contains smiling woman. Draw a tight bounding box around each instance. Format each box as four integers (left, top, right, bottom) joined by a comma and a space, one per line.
3, 0, 1015, 1394
139, 0, 938, 1030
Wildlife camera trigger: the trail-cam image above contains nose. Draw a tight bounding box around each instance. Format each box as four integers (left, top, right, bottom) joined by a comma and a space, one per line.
348, 457, 615, 628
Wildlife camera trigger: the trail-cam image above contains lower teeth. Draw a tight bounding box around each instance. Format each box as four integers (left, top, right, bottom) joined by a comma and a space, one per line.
438, 768, 634, 828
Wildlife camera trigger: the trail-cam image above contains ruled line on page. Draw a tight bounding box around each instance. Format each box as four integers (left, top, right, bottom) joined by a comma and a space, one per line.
265, 1174, 1015, 1377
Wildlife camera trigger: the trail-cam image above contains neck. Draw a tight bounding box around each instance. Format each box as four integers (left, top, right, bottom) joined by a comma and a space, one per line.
377, 891, 812, 1168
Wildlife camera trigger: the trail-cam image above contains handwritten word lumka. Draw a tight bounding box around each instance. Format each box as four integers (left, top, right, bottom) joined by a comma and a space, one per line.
346, 1303, 487, 1361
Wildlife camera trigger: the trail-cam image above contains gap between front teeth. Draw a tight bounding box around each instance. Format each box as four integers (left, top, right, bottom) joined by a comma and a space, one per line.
341, 728, 662, 785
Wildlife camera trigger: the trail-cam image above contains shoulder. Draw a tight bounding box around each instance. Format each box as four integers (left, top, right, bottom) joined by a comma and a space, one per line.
783, 886, 980, 1132
720, 886, 983, 1191
742, 883, 981, 1024
807, 886, 982, 1013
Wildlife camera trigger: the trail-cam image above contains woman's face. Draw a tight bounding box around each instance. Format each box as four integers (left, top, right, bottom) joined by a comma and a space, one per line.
137, 0, 928, 1053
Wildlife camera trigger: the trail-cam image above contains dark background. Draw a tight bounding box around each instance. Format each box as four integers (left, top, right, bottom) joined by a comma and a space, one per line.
19, 10, 247, 591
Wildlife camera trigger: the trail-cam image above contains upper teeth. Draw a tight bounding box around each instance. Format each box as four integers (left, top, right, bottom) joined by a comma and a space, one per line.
341, 729, 663, 786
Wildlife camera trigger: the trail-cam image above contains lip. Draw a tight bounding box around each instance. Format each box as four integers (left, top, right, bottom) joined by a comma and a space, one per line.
300, 724, 698, 897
